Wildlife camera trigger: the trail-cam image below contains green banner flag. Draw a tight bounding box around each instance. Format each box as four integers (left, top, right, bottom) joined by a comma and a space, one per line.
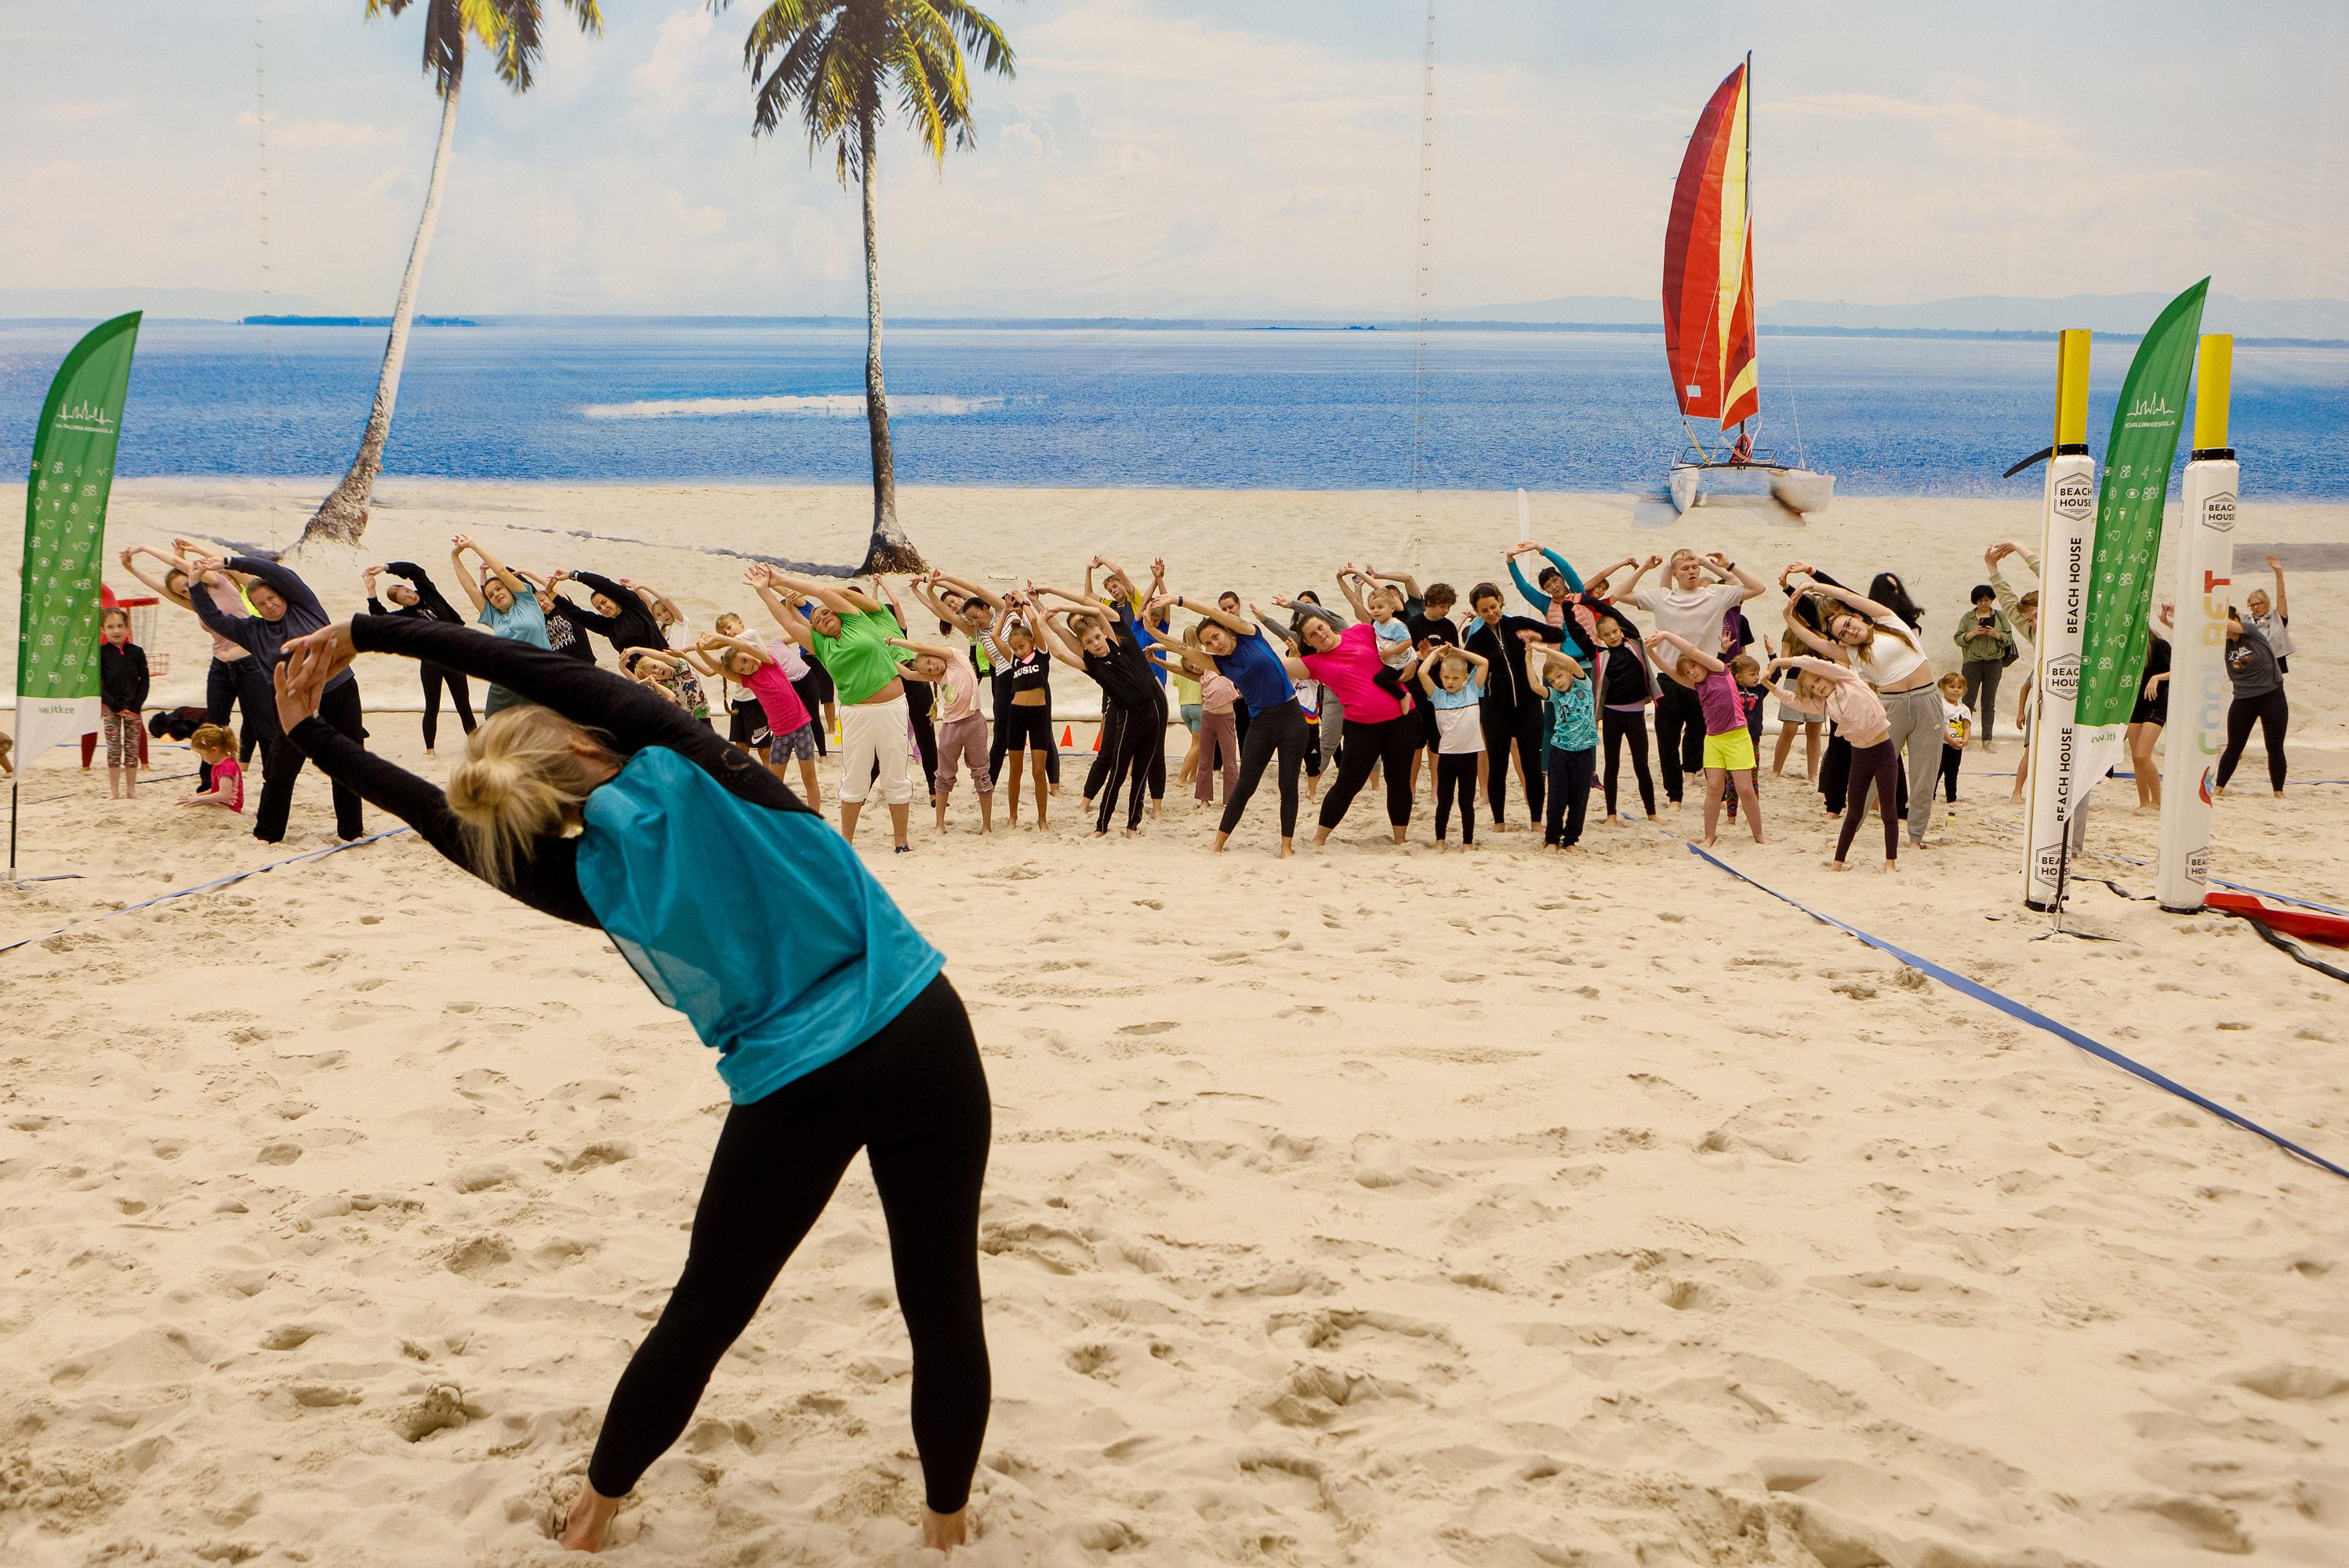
2074, 281, 2206, 781
14, 311, 141, 768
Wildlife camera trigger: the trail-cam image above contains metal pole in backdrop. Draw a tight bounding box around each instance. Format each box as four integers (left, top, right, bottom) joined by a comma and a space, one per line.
9, 311, 142, 884
2158, 335, 2236, 912
2022, 328, 2095, 911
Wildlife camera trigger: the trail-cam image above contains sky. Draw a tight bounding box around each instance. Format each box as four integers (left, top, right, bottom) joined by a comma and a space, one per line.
5, 0, 2347, 318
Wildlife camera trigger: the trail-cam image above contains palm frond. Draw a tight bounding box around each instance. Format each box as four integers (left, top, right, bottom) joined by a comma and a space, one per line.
931, 0, 1015, 78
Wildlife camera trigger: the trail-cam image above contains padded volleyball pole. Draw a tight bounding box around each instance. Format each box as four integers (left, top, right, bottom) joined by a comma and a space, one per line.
2157, 335, 2237, 912
2022, 329, 2096, 911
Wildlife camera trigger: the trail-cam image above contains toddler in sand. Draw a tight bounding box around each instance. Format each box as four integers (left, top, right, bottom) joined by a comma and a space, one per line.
176, 724, 245, 814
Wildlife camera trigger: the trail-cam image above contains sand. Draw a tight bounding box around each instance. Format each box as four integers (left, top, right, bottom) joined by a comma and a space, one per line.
2, 478, 2346, 1567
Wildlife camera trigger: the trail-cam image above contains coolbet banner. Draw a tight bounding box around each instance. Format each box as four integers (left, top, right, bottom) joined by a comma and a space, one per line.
14, 311, 141, 767
2071, 280, 2207, 791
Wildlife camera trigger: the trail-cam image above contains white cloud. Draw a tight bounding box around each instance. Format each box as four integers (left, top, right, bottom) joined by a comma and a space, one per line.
1777, 92, 2076, 159
630, 5, 733, 122
238, 111, 408, 151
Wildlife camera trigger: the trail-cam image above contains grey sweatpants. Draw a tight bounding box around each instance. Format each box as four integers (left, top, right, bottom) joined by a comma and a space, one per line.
1882, 685, 1944, 847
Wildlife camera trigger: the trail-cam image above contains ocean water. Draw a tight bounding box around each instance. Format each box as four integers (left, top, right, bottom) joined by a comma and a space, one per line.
3, 321, 2345, 499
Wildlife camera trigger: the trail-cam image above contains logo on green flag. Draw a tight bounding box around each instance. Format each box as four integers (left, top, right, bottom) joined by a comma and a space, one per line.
2071, 280, 2207, 793
15, 312, 141, 768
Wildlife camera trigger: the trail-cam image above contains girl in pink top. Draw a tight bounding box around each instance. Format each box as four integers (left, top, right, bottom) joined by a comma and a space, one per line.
1147, 627, 1240, 809
1771, 655, 1896, 873
696, 633, 821, 808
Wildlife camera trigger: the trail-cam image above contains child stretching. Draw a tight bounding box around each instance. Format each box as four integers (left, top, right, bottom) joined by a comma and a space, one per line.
889, 630, 993, 834
176, 724, 245, 814
1524, 638, 1598, 850
98, 606, 150, 798
1936, 670, 1972, 814
695, 633, 822, 808
1146, 627, 1239, 808
1648, 629, 1766, 847
1417, 643, 1490, 851
1772, 655, 1896, 872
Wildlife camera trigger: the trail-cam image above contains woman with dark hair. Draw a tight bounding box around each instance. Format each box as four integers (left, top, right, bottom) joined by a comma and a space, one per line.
1867, 571, 1926, 632
267, 616, 990, 1555
363, 561, 477, 753
1265, 595, 1421, 847
2215, 608, 2288, 798
1783, 566, 1943, 848
1145, 589, 1308, 856
1027, 583, 1164, 837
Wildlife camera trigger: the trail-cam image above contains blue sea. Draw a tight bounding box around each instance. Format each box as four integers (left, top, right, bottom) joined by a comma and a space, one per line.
4, 321, 2346, 499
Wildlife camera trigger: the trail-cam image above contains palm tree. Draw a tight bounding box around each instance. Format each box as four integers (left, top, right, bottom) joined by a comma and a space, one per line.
298, 0, 602, 549
724, 0, 1015, 575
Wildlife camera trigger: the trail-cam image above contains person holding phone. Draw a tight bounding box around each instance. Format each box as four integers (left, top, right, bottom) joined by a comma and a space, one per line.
1952, 583, 2016, 751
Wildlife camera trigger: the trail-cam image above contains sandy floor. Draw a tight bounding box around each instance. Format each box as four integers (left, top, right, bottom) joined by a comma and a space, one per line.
2, 481, 2346, 1566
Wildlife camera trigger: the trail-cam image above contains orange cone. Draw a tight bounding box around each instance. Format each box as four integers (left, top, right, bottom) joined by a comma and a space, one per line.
1060, 725, 1074, 750
1091, 728, 1102, 753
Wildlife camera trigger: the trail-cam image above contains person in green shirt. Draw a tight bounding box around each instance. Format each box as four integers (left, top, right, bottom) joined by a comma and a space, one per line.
1951, 583, 2017, 751
751, 566, 920, 851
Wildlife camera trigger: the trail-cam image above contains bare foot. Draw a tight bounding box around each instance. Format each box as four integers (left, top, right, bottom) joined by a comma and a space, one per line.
561, 1487, 620, 1552
922, 1506, 968, 1550
1882, 858, 1899, 873
1827, 859, 1849, 872
1699, 835, 1718, 848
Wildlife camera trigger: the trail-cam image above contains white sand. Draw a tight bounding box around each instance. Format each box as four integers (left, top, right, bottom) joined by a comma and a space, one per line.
2, 479, 2346, 1566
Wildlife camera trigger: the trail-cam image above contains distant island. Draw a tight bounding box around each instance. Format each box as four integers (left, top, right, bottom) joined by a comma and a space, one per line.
241, 314, 477, 328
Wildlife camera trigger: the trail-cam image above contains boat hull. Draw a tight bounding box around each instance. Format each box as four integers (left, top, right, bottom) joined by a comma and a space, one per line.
1667, 462, 1834, 516
1668, 464, 1703, 514
1769, 468, 1835, 514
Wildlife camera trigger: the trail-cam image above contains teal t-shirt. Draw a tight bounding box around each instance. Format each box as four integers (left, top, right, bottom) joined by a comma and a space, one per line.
810, 608, 909, 706
478, 592, 552, 649
577, 748, 945, 1104
1545, 676, 1597, 752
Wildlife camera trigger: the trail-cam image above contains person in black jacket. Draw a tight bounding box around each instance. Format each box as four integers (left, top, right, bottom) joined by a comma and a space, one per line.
1461, 580, 1563, 830
191, 553, 365, 844
364, 562, 477, 754
98, 606, 151, 798
546, 568, 665, 662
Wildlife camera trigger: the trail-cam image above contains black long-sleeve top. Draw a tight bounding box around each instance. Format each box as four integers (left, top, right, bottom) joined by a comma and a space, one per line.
289, 616, 811, 929
1463, 613, 1564, 713
558, 570, 664, 659
1554, 600, 1654, 707
100, 641, 150, 713
192, 555, 354, 692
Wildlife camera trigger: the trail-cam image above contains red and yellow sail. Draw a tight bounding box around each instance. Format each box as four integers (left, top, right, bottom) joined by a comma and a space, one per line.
1662, 61, 1759, 432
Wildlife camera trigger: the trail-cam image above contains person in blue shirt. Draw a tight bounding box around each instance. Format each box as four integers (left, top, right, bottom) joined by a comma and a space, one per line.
1417, 641, 1492, 849
1147, 590, 1306, 857
1525, 637, 1599, 849
450, 535, 551, 717
267, 617, 991, 1557
1505, 540, 1584, 627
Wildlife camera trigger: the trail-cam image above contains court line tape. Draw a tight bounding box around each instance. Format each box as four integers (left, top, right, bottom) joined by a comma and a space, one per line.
1679, 839, 2349, 1182
0, 829, 410, 957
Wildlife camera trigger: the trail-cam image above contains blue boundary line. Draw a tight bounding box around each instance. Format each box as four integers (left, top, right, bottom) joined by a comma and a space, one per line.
0, 829, 409, 957
1679, 839, 2349, 1182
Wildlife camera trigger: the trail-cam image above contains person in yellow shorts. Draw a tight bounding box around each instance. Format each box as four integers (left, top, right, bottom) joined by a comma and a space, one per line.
1647, 628, 1770, 848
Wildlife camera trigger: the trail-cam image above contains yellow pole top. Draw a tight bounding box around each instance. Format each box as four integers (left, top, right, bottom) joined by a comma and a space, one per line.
2053, 328, 2091, 447
2194, 334, 2234, 451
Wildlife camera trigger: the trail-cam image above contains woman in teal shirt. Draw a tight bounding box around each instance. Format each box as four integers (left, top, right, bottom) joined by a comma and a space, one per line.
270, 615, 989, 1555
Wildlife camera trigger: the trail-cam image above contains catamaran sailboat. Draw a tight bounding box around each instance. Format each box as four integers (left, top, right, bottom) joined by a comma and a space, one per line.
1662, 55, 1833, 517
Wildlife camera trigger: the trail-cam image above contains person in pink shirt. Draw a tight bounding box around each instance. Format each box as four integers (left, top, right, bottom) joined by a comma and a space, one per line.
697, 633, 821, 808
1770, 654, 1897, 873
177, 724, 245, 815
890, 632, 993, 834
1276, 601, 1422, 848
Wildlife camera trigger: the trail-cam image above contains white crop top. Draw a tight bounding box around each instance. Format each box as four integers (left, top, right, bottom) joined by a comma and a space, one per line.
1853, 615, 1927, 687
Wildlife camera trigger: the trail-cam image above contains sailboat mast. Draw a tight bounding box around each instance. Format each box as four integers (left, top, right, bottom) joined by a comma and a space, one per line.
1744, 49, 1755, 439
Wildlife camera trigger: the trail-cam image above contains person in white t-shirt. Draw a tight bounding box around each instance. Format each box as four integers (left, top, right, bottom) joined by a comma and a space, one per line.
1935, 670, 1973, 814
1615, 548, 1764, 809
2245, 554, 2293, 676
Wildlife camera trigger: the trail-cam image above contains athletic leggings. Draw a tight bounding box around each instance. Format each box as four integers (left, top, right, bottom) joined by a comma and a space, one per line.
1082, 688, 1163, 803
1091, 699, 1162, 833
1836, 737, 1901, 863
418, 662, 477, 751
100, 710, 140, 769
1601, 707, 1655, 818
1940, 743, 1962, 803
1481, 702, 1546, 826
1316, 711, 1417, 833
2216, 688, 2289, 792
585, 975, 991, 1514
1435, 752, 1479, 843
1219, 699, 1307, 840
1544, 745, 1595, 847
255, 677, 365, 844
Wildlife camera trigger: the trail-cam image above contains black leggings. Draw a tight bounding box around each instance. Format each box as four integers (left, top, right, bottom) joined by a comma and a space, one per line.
1601, 707, 1655, 818
1544, 745, 1594, 847
1654, 681, 1706, 804
1435, 752, 1478, 843
585, 975, 991, 1513
1316, 712, 1417, 833
1836, 738, 1901, 863
1220, 699, 1307, 840
1940, 742, 1961, 802
2216, 688, 2288, 792
1088, 687, 1169, 804
255, 677, 365, 844
419, 662, 477, 751
1092, 699, 1162, 833
1481, 702, 1546, 825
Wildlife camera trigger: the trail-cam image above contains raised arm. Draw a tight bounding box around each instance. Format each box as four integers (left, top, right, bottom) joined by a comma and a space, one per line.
1162, 592, 1254, 639
933, 572, 1006, 615
746, 567, 816, 648
118, 549, 192, 610
1704, 553, 1764, 601
2267, 555, 2289, 619
1506, 550, 1548, 614
1648, 629, 1725, 676
765, 569, 863, 619
1363, 563, 1423, 599
885, 633, 957, 667
224, 554, 325, 621
906, 573, 962, 625
1619, 556, 1659, 598
1767, 652, 1861, 684
1031, 610, 1091, 672
1335, 567, 1374, 622
448, 539, 490, 612
463, 535, 528, 603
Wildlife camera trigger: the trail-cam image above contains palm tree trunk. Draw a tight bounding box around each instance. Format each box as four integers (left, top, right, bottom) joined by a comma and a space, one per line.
856, 109, 924, 575
297, 63, 463, 550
